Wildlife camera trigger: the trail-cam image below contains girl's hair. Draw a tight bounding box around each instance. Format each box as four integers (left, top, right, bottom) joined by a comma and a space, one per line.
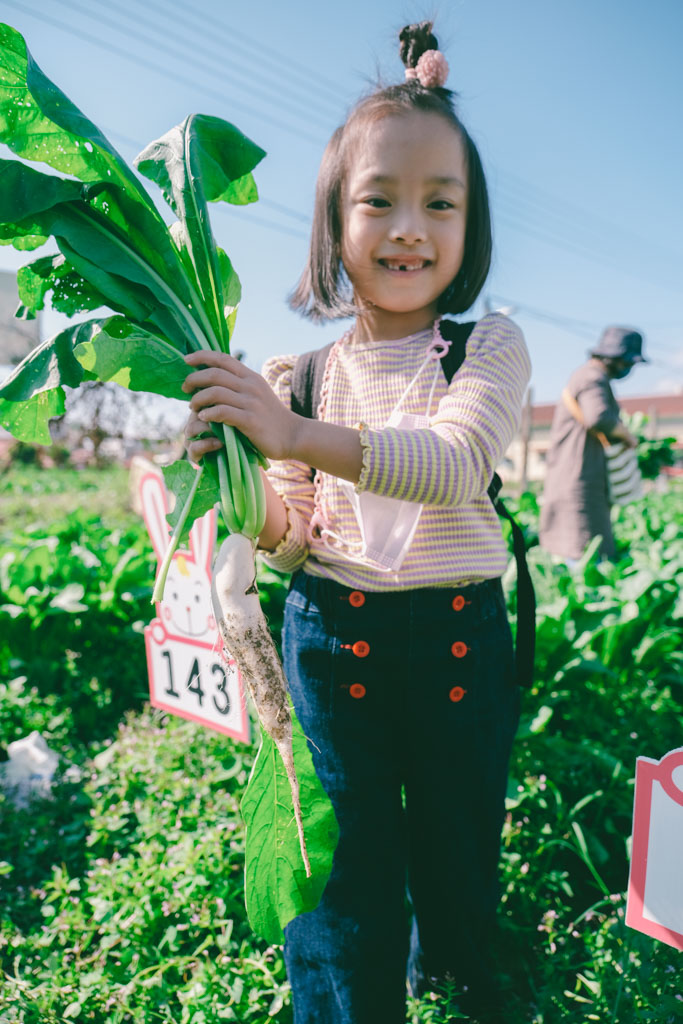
289, 21, 492, 322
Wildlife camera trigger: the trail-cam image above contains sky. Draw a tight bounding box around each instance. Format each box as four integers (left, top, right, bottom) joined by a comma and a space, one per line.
1, 0, 682, 403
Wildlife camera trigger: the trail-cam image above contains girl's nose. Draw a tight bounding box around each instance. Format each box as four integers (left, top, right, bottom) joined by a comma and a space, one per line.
388, 213, 427, 245
387, 202, 423, 244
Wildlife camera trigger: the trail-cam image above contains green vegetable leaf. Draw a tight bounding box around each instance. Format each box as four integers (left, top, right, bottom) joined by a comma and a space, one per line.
0, 319, 105, 443
0, 387, 64, 444
220, 171, 260, 206
74, 317, 191, 401
135, 115, 264, 350
16, 252, 109, 319
0, 160, 211, 352
241, 711, 339, 944
162, 458, 221, 545
0, 23, 156, 214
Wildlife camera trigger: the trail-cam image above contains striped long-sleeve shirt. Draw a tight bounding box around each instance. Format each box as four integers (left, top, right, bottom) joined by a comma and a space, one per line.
260, 313, 531, 590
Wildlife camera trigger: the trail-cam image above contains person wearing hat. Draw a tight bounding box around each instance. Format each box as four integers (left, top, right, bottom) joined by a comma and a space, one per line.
539, 327, 647, 562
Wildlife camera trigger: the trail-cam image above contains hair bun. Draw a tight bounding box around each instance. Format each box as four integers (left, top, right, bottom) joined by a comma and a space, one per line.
398, 21, 439, 69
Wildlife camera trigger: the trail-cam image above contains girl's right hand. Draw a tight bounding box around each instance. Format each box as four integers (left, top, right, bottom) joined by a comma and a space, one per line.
183, 409, 224, 464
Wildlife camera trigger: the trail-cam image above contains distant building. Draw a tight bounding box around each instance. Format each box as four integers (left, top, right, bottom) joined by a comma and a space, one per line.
504, 392, 683, 484
0, 269, 40, 366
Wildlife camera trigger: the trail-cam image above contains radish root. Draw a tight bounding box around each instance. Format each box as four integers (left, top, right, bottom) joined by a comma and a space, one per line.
211, 533, 311, 877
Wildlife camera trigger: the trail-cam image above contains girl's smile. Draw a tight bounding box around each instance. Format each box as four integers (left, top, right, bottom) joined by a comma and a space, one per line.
341, 110, 468, 339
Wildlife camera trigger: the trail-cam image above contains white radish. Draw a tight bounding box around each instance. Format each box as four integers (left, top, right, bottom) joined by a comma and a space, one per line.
211, 532, 311, 877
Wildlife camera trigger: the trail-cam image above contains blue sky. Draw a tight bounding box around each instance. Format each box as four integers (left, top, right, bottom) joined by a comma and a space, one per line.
1, 0, 682, 401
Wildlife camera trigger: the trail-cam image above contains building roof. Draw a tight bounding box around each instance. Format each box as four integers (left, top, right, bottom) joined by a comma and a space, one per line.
532, 392, 683, 427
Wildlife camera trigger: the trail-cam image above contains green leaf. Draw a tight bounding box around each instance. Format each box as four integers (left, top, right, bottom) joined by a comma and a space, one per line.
0, 160, 212, 352
218, 170, 260, 206
74, 317, 191, 401
136, 114, 265, 212
0, 319, 104, 443
135, 115, 264, 350
0, 23, 155, 213
17, 251, 109, 318
0, 159, 82, 223
241, 711, 339, 944
162, 458, 220, 545
0, 387, 64, 444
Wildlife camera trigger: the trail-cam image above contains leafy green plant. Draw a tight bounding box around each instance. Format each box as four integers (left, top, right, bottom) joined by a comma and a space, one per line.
0, 23, 337, 939
0, 22, 266, 572
623, 412, 677, 480
2, 473, 683, 1022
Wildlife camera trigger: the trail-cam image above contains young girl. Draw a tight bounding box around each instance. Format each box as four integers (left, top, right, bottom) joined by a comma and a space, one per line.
183, 21, 531, 1024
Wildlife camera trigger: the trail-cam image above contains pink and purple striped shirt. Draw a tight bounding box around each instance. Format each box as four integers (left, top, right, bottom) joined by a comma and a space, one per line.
261, 313, 531, 590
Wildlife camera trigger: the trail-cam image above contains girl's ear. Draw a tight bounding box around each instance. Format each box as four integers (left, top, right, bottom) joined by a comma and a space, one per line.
189, 507, 217, 577
140, 472, 171, 563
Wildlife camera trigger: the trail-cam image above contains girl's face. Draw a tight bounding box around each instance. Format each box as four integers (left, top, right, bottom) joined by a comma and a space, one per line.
341, 110, 468, 340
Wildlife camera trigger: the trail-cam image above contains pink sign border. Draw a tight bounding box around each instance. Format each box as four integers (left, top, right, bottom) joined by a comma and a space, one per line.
626, 746, 683, 951
144, 626, 251, 745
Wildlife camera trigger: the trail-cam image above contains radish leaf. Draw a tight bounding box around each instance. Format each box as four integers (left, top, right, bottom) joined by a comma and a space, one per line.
162, 459, 221, 544
0, 320, 104, 442
74, 319, 190, 400
241, 712, 339, 944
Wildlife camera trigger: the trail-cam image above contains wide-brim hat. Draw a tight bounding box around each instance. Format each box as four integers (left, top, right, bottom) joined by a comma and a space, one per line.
590, 326, 648, 363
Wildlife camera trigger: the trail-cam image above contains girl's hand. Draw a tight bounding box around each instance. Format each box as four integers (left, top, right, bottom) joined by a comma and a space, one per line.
183, 407, 224, 464
182, 351, 298, 461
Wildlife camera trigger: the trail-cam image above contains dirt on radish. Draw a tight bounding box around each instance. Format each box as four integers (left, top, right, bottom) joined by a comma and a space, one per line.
211, 532, 311, 877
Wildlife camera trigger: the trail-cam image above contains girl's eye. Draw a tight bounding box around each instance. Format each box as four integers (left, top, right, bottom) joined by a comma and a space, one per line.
363, 197, 390, 208
428, 200, 455, 211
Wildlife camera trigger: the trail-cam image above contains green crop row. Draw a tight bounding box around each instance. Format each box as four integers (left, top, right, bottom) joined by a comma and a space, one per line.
0, 469, 681, 1022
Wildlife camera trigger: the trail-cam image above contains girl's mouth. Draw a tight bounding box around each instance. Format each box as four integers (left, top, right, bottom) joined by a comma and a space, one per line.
378, 258, 431, 272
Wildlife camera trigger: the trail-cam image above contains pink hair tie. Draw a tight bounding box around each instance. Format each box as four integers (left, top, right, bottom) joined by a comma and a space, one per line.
405, 49, 449, 89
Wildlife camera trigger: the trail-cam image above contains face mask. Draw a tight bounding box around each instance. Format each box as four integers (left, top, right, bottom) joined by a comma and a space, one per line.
611, 362, 634, 380
317, 337, 448, 573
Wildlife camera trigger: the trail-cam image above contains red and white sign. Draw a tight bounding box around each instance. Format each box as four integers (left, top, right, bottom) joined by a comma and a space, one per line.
626, 747, 683, 951
139, 468, 250, 744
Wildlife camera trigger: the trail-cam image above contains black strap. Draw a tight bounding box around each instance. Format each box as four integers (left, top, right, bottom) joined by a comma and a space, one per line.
494, 499, 536, 687
290, 320, 535, 686
290, 341, 334, 419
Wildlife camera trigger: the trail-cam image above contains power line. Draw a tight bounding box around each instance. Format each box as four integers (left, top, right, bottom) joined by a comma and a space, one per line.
499, 168, 682, 270
7, 0, 682, 304
4, 0, 323, 147
488, 295, 682, 362
112, 0, 345, 122
80, 0, 343, 129
494, 204, 683, 298
160, 0, 345, 104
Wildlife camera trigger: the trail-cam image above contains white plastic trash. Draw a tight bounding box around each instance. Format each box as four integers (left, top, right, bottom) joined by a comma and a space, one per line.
2, 731, 59, 807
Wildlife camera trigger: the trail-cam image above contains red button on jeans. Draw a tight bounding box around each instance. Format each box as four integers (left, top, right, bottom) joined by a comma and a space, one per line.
352, 640, 370, 658
350, 683, 366, 699
449, 686, 467, 702
451, 641, 468, 658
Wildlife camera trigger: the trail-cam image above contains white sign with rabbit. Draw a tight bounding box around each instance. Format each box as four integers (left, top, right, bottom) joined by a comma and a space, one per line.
140, 469, 250, 743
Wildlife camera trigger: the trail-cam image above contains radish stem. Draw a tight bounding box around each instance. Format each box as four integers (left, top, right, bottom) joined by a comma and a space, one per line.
152, 462, 204, 603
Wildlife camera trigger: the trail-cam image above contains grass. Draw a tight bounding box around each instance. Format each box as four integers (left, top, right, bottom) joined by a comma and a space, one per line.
1, 465, 682, 1022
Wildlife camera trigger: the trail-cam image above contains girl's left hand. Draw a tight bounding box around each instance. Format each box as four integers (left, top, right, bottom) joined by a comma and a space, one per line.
182, 351, 297, 461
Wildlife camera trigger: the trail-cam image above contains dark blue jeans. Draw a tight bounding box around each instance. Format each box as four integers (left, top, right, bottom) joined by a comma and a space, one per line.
282, 572, 520, 1024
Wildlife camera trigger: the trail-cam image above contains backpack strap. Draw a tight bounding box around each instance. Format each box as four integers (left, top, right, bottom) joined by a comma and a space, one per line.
438, 318, 476, 381
439, 319, 535, 686
290, 342, 334, 420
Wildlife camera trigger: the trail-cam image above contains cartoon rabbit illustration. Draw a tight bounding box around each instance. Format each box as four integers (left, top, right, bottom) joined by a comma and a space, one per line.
139, 466, 250, 743
140, 469, 217, 644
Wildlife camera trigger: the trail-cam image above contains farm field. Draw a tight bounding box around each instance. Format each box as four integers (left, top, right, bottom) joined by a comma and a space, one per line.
1, 465, 682, 1023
